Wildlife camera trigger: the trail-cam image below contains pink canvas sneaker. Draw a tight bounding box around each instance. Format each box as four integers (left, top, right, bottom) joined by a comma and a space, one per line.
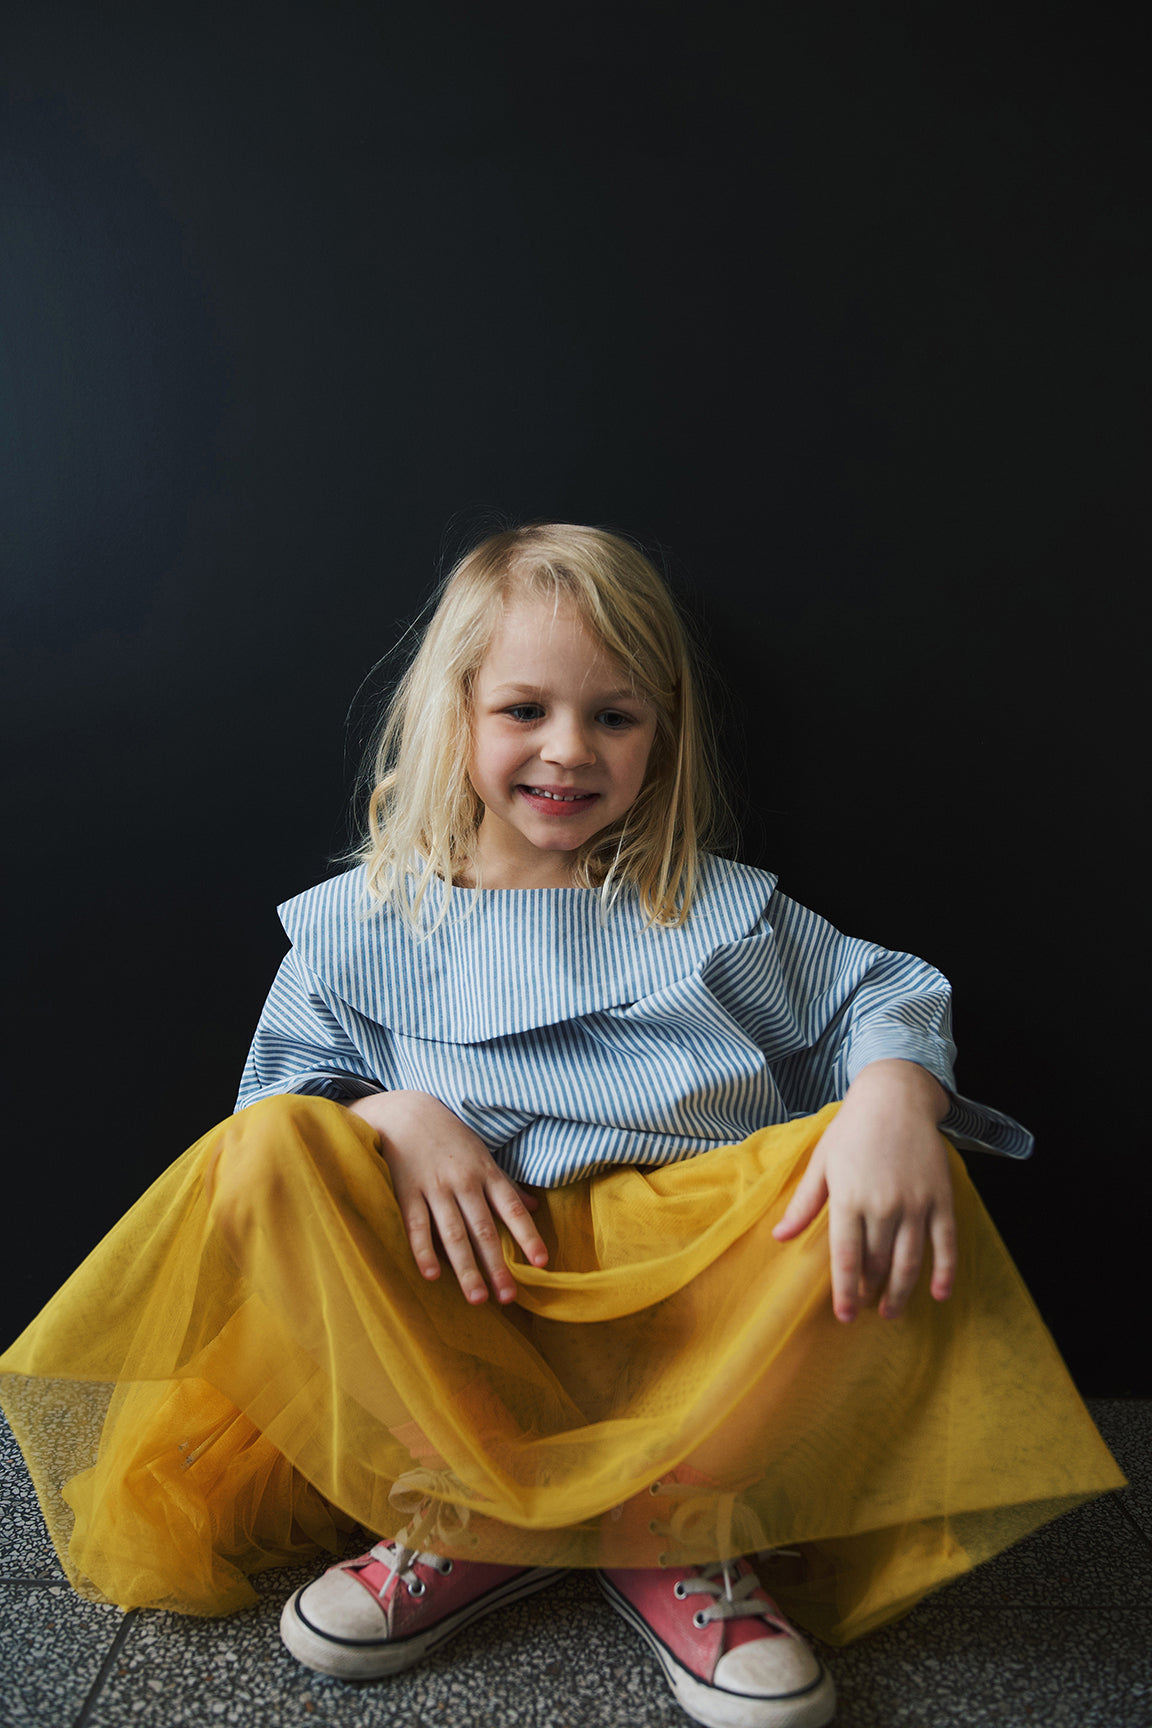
280, 1540, 564, 1679
598, 1559, 836, 1728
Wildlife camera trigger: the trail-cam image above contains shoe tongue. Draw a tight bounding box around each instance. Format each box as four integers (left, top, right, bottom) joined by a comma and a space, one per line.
359, 1550, 411, 1603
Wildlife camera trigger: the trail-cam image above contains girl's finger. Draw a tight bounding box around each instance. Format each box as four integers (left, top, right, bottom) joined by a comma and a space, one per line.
772, 1153, 829, 1242
428, 1194, 491, 1305
879, 1216, 926, 1319
828, 1205, 865, 1323
399, 1195, 442, 1283
857, 1214, 898, 1308
927, 1201, 958, 1302
455, 1191, 520, 1306
489, 1177, 549, 1270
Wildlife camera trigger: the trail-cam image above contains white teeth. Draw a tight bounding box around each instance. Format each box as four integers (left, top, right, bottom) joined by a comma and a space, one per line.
525, 787, 586, 802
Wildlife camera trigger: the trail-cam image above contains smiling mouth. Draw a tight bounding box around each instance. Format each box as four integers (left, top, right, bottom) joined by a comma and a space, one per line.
518, 785, 597, 804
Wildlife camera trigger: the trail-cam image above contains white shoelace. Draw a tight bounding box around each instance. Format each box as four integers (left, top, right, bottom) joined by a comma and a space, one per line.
645, 1478, 771, 1563
363, 1539, 450, 1600
677, 1560, 790, 1632
388, 1467, 477, 1552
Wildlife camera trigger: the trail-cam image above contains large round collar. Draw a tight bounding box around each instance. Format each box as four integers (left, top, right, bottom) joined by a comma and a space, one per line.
278, 855, 778, 1043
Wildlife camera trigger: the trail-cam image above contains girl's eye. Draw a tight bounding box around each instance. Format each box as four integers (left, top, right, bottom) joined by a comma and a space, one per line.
501, 704, 637, 728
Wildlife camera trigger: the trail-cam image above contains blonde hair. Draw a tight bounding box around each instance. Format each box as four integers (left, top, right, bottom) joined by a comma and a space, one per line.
357, 523, 727, 927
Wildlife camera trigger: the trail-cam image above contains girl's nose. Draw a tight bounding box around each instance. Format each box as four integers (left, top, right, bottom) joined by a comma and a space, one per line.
541, 714, 595, 767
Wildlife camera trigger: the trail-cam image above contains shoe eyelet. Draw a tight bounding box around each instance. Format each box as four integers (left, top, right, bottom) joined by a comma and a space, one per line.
673, 1581, 687, 1599
437, 1559, 454, 1575
647, 1520, 659, 1534
407, 1579, 426, 1597
693, 1609, 709, 1629
648, 1480, 663, 1495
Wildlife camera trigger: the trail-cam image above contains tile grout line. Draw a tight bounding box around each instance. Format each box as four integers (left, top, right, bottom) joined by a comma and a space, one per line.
1115, 1497, 1152, 1551
72, 1608, 139, 1728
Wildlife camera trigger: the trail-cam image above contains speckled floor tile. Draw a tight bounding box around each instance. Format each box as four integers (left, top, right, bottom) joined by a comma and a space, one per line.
83, 1570, 687, 1728
823, 1597, 1152, 1728
940, 1490, 1152, 1608
0, 1585, 125, 1727
0, 1414, 64, 1580
1090, 1398, 1152, 1542
2, 1403, 1151, 1727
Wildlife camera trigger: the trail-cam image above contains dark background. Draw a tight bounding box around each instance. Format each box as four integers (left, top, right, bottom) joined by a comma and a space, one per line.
2, 3, 1147, 1391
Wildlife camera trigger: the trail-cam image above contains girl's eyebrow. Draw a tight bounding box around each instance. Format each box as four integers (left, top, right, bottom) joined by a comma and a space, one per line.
490, 681, 642, 703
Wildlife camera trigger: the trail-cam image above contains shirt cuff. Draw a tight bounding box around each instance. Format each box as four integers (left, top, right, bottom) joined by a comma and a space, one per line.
237, 1071, 384, 1110
939, 1092, 1034, 1159
844, 1031, 1033, 1159
845, 1027, 957, 1098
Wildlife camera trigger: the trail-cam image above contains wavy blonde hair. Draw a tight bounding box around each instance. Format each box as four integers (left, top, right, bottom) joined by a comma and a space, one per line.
358, 523, 726, 928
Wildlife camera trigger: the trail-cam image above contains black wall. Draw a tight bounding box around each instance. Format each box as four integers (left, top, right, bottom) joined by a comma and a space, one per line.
3, 3, 1147, 1391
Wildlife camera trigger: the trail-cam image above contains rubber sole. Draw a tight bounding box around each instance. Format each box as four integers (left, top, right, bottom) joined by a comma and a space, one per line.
596, 1572, 837, 1728
280, 1565, 565, 1679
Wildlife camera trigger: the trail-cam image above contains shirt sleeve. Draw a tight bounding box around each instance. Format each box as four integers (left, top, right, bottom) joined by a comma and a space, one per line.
235, 948, 383, 1111
761, 891, 1033, 1158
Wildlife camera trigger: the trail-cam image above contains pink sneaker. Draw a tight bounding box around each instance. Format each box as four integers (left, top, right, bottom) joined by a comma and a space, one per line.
280, 1541, 564, 1679
598, 1560, 836, 1728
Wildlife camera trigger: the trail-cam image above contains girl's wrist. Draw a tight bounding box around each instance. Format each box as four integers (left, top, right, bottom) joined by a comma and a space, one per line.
844, 1058, 949, 1123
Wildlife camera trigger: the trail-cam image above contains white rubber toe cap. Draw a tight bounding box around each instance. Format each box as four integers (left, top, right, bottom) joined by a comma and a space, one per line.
713, 1634, 823, 1697
292, 1567, 390, 1640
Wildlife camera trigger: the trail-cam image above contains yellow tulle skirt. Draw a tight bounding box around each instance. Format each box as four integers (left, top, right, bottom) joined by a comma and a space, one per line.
0, 1095, 1123, 1645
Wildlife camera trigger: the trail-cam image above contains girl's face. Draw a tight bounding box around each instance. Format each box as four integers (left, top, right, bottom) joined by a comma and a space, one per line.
468, 597, 658, 889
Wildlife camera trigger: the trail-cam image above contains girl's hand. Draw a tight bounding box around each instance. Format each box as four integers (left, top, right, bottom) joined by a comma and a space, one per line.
347, 1090, 548, 1305
772, 1060, 956, 1323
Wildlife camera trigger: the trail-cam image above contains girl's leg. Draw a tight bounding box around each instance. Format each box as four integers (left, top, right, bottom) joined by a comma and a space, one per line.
207, 1098, 565, 1677
596, 1463, 835, 1728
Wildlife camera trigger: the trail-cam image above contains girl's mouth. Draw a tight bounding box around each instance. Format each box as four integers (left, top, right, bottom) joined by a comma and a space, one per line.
517, 785, 599, 815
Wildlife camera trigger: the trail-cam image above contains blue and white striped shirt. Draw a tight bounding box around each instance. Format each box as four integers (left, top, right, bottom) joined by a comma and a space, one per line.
236, 855, 1031, 1184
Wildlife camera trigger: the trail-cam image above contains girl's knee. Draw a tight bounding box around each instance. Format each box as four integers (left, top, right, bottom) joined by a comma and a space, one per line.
206, 1094, 329, 1243
206, 1094, 379, 1252
236, 1092, 333, 1139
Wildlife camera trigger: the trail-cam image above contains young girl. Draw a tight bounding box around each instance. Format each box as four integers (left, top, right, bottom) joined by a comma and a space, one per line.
1, 524, 1123, 1728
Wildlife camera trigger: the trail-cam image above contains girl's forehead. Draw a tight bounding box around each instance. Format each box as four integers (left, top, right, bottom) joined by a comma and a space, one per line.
483, 595, 617, 669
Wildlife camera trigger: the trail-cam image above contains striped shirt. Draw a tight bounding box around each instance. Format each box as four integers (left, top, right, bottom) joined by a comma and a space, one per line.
236, 855, 1032, 1184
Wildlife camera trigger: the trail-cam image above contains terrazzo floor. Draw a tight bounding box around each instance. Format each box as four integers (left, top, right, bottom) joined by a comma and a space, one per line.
1, 1401, 1149, 1728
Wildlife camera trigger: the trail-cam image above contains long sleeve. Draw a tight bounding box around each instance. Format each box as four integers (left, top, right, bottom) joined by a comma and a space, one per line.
728, 891, 1033, 1159
231, 861, 1032, 1174
235, 948, 383, 1110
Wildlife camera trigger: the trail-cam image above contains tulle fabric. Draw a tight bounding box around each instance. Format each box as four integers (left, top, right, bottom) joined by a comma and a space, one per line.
0, 1095, 1123, 1644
